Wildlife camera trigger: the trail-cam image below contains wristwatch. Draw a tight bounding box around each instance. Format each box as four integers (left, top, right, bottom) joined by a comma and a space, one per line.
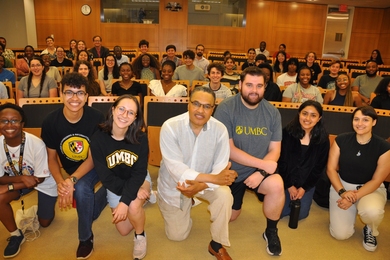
8, 183, 14, 191
257, 169, 270, 177
68, 176, 78, 184
338, 188, 346, 196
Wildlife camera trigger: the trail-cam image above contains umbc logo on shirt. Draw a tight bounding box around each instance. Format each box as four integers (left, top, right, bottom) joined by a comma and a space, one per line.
235, 126, 268, 136
60, 134, 89, 162
107, 150, 138, 168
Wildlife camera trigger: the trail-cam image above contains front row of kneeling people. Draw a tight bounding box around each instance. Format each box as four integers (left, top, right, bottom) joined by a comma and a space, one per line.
1, 68, 389, 259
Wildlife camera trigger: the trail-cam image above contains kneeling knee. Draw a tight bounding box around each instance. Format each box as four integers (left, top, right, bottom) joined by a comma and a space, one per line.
166, 230, 188, 242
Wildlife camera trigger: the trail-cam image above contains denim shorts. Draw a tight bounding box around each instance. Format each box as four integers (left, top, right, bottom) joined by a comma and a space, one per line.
106, 171, 152, 208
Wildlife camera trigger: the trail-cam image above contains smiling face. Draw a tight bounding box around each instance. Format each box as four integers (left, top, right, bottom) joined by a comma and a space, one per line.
299, 68, 311, 87
113, 47, 122, 59
77, 41, 86, 51
166, 48, 175, 58
0, 108, 24, 142
188, 91, 214, 131
209, 67, 222, 84
277, 53, 285, 63
366, 61, 378, 77
112, 98, 138, 132
352, 110, 376, 136
196, 45, 205, 57
329, 63, 340, 75
78, 51, 89, 61
46, 38, 54, 48
120, 64, 133, 80
306, 53, 315, 63
62, 85, 88, 113
24, 47, 34, 59
42, 54, 51, 67
224, 58, 234, 70
336, 74, 349, 90
299, 105, 321, 133
78, 64, 89, 77
56, 47, 65, 59
70, 40, 76, 50
139, 44, 148, 54
240, 74, 265, 107
141, 55, 150, 68
93, 36, 101, 48
105, 56, 116, 68
161, 64, 174, 81
247, 50, 256, 60
29, 59, 44, 76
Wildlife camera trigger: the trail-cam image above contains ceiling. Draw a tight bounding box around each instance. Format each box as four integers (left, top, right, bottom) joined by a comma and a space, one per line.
271, 0, 390, 9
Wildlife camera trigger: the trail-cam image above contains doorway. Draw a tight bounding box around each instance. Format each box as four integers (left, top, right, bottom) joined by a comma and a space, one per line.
322, 6, 355, 59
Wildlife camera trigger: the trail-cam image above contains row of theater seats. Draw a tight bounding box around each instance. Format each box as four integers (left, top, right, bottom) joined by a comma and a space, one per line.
2, 96, 389, 167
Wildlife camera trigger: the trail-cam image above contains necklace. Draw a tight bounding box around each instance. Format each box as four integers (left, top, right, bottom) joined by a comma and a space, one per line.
357, 137, 371, 145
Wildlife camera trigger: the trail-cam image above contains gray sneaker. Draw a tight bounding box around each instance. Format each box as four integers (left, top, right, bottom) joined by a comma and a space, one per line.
133, 234, 147, 259
4, 230, 25, 259
362, 225, 377, 251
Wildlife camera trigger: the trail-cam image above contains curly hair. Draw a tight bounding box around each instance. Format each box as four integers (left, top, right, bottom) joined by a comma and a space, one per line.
132, 53, 160, 79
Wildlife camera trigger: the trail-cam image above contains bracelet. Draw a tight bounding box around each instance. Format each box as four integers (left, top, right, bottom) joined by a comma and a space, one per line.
338, 188, 346, 197
257, 169, 270, 177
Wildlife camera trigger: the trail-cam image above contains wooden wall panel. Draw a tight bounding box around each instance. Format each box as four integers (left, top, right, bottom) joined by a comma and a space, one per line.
101, 23, 159, 51
348, 7, 385, 62
35, 20, 73, 49
187, 26, 245, 52
378, 8, 390, 64
352, 8, 383, 34
32, 0, 388, 63
159, 0, 188, 53
269, 2, 327, 57
245, 1, 275, 53
34, 0, 72, 20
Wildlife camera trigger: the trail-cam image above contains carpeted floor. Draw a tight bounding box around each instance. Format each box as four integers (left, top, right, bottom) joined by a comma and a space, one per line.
1, 165, 389, 260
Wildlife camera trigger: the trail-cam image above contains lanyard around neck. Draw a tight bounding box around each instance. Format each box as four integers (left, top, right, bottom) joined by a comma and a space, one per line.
3, 132, 26, 176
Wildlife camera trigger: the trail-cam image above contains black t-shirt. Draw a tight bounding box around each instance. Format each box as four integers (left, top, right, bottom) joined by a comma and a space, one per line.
41, 105, 104, 174
50, 58, 74, 67
111, 81, 143, 97
337, 132, 390, 184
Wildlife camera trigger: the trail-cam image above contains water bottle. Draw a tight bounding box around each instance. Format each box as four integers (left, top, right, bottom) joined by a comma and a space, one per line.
288, 199, 301, 229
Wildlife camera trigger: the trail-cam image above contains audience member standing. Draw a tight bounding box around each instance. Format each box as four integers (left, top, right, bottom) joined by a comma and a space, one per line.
193, 44, 209, 74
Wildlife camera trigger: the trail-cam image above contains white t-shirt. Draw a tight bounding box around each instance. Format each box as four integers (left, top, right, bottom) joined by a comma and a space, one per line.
277, 72, 297, 87
0, 132, 57, 197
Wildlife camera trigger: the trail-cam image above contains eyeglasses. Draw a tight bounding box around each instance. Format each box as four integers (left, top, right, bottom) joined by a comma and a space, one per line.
190, 101, 214, 111
116, 106, 136, 117
63, 90, 87, 98
0, 119, 22, 126
337, 78, 348, 83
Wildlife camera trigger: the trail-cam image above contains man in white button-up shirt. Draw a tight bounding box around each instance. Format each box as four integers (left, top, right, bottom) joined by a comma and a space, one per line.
157, 86, 237, 259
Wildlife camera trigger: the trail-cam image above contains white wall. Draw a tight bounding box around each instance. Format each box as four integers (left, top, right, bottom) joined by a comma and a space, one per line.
0, 0, 37, 49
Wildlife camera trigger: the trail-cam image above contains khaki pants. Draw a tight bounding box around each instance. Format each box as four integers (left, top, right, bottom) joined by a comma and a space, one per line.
157, 186, 233, 246
329, 179, 386, 240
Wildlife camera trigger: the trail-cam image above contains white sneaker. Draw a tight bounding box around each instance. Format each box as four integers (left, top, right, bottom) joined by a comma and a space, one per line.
133, 234, 147, 259
362, 225, 377, 252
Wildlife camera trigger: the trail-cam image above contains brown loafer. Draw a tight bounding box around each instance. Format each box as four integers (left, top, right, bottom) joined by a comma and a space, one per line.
208, 244, 232, 260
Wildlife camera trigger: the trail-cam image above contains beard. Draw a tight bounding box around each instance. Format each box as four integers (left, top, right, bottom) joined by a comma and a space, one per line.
241, 92, 263, 106
196, 52, 203, 57
366, 71, 377, 77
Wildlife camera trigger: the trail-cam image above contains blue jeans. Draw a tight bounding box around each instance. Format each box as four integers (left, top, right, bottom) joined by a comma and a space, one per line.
281, 187, 315, 220
73, 168, 107, 241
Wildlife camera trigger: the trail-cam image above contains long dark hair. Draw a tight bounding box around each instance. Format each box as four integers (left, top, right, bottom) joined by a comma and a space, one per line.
285, 100, 328, 145
132, 53, 161, 79
103, 54, 120, 80
273, 51, 287, 73
99, 95, 146, 144
27, 57, 46, 97
374, 77, 390, 100
369, 49, 383, 65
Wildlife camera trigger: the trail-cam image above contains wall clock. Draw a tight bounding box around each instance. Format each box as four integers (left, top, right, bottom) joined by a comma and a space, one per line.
81, 5, 92, 16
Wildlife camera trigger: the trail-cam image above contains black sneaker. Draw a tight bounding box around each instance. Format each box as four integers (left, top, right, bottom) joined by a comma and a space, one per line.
263, 228, 282, 256
362, 225, 377, 251
76, 234, 94, 259
4, 230, 25, 258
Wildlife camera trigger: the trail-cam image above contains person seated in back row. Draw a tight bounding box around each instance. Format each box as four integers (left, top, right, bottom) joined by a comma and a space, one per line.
173, 50, 206, 87
277, 58, 299, 87
0, 103, 57, 258
352, 60, 382, 105
202, 62, 232, 100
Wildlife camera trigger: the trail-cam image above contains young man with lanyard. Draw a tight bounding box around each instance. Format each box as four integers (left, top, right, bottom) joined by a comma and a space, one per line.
0, 103, 57, 258
41, 72, 107, 259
